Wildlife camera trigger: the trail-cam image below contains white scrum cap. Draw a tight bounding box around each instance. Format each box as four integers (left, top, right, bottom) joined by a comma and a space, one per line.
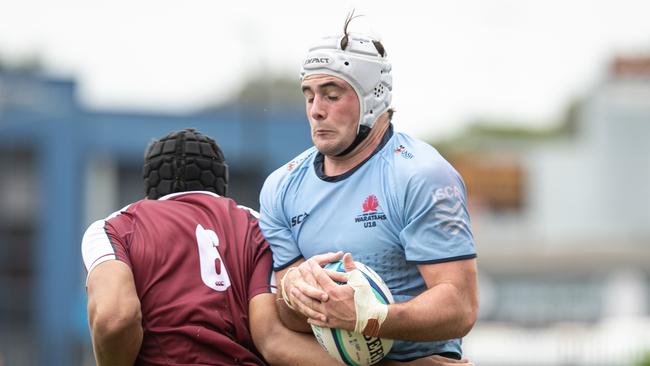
300, 33, 392, 129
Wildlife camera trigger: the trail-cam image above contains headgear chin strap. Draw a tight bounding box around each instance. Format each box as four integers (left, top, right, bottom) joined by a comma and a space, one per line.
301, 33, 392, 155
335, 125, 371, 157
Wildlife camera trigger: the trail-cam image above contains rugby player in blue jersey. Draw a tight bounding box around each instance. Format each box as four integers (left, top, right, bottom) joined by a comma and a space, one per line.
259, 14, 478, 365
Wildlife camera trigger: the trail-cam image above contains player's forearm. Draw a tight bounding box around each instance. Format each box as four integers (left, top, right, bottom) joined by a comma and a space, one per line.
253, 293, 341, 366
277, 295, 312, 333
379, 283, 477, 341
91, 319, 143, 365
261, 324, 344, 366
86, 261, 143, 365
89, 298, 143, 365
275, 264, 313, 333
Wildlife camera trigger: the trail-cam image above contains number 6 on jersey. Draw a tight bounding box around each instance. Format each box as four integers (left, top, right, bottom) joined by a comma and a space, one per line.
196, 224, 231, 291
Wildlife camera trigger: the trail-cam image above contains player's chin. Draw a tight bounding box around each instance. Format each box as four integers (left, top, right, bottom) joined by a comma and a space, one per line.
313, 140, 345, 156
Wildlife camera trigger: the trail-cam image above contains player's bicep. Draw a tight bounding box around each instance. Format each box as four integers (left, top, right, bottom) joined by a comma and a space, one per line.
417, 258, 478, 302
87, 260, 141, 332
249, 293, 278, 348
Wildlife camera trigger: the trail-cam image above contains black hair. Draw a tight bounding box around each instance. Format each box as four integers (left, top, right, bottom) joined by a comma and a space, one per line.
340, 9, 386, 57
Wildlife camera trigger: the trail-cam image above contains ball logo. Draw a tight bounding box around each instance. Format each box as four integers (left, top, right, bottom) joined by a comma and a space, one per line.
364, 335, 386, 364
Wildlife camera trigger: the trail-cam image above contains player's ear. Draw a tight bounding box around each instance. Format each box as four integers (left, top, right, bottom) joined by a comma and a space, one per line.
342, 253, 356, 272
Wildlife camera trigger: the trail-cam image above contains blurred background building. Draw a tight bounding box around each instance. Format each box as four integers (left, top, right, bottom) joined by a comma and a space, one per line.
0, 66, 313, 365
444, 52, 650, 365
1, 36, 649, 366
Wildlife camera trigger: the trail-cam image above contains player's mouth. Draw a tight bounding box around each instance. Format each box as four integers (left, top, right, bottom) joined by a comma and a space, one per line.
314, 129, 336, 137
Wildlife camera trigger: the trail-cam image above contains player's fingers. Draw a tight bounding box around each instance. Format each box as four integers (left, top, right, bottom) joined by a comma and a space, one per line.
298, 260, 320, 287
290, 288, 326, 322
293, 279, 328, 301
309, 259, 340, 293
342, 253, 356, 272
284, 264, 304, 286
306, 317, 329, 328
324, 269, 348, 283
310, 251, 344, 266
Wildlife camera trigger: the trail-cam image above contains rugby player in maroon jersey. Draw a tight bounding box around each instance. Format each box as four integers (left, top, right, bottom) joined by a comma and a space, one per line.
82, 129, 344, 365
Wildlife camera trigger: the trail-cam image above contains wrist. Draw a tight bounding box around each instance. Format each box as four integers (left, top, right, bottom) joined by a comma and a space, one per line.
346, 269, 389, 336
360, 303, 388, 337
280, 267, 299, 310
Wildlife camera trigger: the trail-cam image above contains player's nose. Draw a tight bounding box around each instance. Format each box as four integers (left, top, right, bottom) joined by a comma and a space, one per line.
310, 95, 327, 120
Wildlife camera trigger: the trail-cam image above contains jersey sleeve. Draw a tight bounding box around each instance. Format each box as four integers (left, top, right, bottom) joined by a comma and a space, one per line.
81, 209, 133, 283
245, 216, 275, 301
399, 161, 477, 263
258, 170, 303, 271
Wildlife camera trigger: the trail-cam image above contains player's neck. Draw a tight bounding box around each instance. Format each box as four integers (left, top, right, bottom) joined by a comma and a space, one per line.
323, 115, 390, 176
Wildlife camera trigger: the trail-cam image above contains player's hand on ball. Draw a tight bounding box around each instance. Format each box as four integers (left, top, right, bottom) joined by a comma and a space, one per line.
307, 253, 390, 337
297, 251, 347, 299
300, 254, 358, 330
283, 251, 344, 318
308, 256, 395, 365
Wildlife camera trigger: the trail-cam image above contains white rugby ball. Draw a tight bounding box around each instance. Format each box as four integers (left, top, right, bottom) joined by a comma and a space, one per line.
311, 260, 394, 366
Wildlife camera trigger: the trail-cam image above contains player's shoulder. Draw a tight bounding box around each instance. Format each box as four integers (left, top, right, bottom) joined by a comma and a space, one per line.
262, 147, 317, 195
82, 201, 135, 242
386, 131, 458, 181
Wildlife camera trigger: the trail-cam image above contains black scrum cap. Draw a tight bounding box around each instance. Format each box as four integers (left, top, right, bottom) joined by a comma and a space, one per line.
143, 128, 228, 199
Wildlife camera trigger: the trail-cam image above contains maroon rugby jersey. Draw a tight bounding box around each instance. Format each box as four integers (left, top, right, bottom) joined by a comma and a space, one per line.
87, 192, 272, 365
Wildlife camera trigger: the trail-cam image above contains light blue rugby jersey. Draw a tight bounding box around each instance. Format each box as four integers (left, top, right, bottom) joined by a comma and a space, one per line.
259, 124, 477, 360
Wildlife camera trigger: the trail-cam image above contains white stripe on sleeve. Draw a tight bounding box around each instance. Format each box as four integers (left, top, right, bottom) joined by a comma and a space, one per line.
81, 219, 117, 280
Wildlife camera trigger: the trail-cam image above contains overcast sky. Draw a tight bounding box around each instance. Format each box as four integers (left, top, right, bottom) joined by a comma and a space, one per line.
1, 0, 649, 139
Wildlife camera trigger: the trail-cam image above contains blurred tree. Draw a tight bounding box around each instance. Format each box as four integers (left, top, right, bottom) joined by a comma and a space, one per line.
637, 352, 650, 366
429, 96, 584, 158
425, 97, 586, 215
0, 53, 43, 74
202, 73, 303, 112
236, 74, 303, 106
556, 97, 583, 137
430, 121, 560, 158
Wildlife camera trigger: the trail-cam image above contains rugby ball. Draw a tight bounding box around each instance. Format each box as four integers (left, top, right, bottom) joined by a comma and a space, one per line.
311, 260, 394, 366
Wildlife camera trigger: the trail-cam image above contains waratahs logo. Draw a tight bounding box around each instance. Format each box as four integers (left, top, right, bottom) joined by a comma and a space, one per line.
355, 194, 387, 228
